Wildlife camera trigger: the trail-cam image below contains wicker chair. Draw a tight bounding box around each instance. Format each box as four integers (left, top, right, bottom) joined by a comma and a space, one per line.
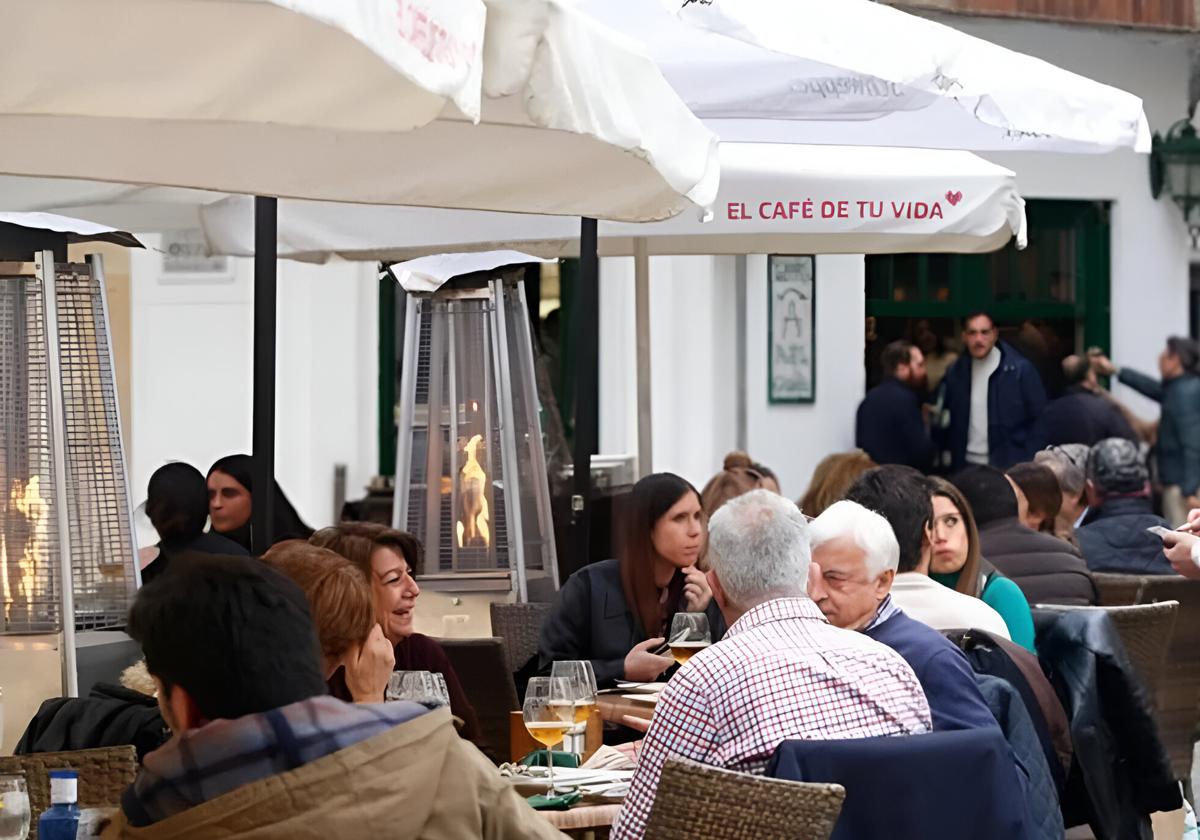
1092, 572, 1145, 606
436, 636, 519, 765
643, 757, 845, 840
490, 602, 551, 675
1035, 601, 1178, 700
1136, 576, 1200, 781
0, 746, 136, 839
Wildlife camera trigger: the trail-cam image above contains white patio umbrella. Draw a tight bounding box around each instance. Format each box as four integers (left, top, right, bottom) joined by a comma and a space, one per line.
197, 143, 1027, 261
1, 0, 717, 220
0, 0, 721, 602
577, 0, 1150, 154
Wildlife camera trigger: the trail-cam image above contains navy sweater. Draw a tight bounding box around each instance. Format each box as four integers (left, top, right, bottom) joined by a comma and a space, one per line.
866, 610, 999, 733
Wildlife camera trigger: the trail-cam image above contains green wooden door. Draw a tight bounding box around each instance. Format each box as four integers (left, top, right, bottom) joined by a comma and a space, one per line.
864, 199, 1110, 393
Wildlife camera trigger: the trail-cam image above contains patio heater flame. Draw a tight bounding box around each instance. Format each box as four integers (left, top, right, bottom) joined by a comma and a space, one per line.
456, 434, 491, 548
11, 476, 47, 615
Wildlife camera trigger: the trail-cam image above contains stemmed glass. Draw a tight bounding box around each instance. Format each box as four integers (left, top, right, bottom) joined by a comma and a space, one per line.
0, 775, 30, 840
668, 612, 712, 666
550, 660, 598, 751
387, 670, 450, 706
523, 676, 574, 792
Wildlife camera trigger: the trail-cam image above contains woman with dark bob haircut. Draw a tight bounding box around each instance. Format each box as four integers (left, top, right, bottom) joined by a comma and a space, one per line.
537, 472, 726, 688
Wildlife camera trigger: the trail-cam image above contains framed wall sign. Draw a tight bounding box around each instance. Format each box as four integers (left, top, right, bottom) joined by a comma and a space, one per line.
768, 255, 816, 404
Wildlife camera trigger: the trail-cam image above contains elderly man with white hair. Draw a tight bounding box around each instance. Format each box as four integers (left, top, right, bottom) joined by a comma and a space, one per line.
809, 501, 999, 733
611, 490, 930, 840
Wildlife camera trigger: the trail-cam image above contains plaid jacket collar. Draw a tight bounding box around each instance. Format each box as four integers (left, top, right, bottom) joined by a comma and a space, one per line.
724, 596, 828, 639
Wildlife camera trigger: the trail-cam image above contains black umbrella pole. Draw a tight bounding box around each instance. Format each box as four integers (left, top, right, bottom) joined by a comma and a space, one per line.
252, 196, 278, 553
569, 217, 600, 568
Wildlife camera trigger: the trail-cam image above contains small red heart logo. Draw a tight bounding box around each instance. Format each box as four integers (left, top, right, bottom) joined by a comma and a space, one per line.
946, 190, 963, 206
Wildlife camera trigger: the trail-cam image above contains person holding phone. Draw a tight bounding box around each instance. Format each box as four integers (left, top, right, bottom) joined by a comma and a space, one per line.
537, 473, 726, 688
1160, 509, 1200, 579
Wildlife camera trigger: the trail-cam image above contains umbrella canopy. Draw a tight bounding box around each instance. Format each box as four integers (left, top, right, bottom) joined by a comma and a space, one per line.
0, 212, 144, 252
195, 143, 1027, 261
0, 0, 718, 221
577, 0, 1149, 154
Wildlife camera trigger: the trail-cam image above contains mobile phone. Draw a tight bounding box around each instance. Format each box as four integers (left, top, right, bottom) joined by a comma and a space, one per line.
651, 641, 671, 656
1146, 526, 1174, 540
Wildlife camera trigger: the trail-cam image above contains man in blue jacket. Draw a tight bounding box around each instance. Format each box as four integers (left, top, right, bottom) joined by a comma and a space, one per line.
856, 339, 935, 471
937, 312, 1047, 471
1092, 338, 1200, 525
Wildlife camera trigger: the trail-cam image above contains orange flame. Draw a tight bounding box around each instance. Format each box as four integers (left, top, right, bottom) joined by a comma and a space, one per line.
11, 476, 47, 615
456, 434, 490, 548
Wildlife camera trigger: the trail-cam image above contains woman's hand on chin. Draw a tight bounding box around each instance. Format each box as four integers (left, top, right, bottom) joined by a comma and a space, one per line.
344, 623, 396, 703
681, 564, 713, 612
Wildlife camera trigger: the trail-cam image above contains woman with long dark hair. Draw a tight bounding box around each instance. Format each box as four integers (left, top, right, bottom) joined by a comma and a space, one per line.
537, 472, 725, 688
206, 454, 313, 552
926, 477, 1036, 652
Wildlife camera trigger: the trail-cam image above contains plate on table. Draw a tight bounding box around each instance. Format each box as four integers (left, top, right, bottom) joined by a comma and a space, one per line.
620, 693, 660, 705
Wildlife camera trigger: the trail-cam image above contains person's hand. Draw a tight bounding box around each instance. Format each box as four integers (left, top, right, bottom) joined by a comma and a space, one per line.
1184, 508, 1200, 532
343, 624, 395, 703
1089, 353, 1116, 377
1186, 498, 1200, 519
1161, 531, 1200, 580
681, 564, 713, 612
624, 637, 674, 683
620, 715, 650, 734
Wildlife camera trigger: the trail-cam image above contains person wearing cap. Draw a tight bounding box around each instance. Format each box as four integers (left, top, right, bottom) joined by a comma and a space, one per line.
104, 553, 566, 840
1076, 438, 1176, 575
1091, 338, 1200, 526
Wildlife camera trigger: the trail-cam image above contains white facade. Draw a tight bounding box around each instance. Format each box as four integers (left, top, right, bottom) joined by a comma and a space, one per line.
128, 237, 379, 531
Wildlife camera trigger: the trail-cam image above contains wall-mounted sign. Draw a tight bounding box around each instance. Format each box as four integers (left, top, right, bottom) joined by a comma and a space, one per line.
768, 255, 815, 404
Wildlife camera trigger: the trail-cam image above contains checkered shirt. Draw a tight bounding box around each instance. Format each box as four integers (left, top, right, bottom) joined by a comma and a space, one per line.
610, 597, 932, 840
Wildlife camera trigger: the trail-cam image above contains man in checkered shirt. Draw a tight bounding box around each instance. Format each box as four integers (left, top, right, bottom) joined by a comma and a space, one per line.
611, 490, 931, 840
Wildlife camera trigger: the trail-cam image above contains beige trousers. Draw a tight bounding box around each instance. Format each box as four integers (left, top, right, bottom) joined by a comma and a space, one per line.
1162, 485, 1189, 528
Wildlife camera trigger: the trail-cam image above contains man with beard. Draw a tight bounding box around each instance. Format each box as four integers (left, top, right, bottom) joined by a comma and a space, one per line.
856, 339, 936, 470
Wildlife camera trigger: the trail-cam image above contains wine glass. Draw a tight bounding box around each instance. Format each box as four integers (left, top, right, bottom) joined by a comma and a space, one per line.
387, 670, 450, 706
668, 612, 712, 666
0, 775, 29, 840
550, 661, 598, 750
523, 676, 574, 792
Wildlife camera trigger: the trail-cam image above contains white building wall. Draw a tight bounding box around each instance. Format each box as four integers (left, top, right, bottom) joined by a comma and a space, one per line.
128, 240, 378, 536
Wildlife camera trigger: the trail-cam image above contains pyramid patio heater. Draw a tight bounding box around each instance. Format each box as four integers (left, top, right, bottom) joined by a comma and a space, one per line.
0, 233, 141, 717
392, 261, 558, 603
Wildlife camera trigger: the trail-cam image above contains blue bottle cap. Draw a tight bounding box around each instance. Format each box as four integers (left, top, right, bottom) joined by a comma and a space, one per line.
48, 770, 77, 779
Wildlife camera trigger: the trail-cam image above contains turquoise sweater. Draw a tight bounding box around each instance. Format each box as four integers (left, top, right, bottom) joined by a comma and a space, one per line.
930, 570, 1036, 653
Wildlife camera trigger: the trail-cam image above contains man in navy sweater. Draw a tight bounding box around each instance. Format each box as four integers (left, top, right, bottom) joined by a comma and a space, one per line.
809, 500, 998, 732
857, 340, 936, 471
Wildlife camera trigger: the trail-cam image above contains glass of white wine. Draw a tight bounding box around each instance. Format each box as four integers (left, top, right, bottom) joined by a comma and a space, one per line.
523, 676, 574, 793
0, 775, 29, 840
668, 612, 711, 666
550, 661, 598, 750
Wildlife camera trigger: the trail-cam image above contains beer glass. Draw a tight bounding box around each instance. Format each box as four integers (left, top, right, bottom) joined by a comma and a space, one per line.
668, 612, 712, 666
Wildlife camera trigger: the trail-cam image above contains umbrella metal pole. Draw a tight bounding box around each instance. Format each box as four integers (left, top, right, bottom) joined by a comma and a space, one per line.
252, 196, 277, 552
570, 218, 599, 569
634, 238, 653, 477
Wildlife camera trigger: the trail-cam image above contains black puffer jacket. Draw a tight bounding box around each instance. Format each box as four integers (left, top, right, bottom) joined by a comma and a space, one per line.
16, 682, 168, 761
978, 519, 1097, 606
1077, 497, 1176, 575
1036, 609, 1180, 840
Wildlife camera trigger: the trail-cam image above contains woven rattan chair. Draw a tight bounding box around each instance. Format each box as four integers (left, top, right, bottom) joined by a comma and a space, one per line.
1035, 601, 1178, 699
490, 602, 551, 674
0, 745, 136, 839
1092, 572, 1145, 606
1136, 576, 1200, 781
643, 757, 845, 840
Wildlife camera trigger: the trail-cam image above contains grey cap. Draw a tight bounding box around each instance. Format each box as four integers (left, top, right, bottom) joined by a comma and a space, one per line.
1087, 438, 1148, 494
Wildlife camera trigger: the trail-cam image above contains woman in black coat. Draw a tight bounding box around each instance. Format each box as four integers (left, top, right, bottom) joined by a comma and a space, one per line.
537, 473, 725, 688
